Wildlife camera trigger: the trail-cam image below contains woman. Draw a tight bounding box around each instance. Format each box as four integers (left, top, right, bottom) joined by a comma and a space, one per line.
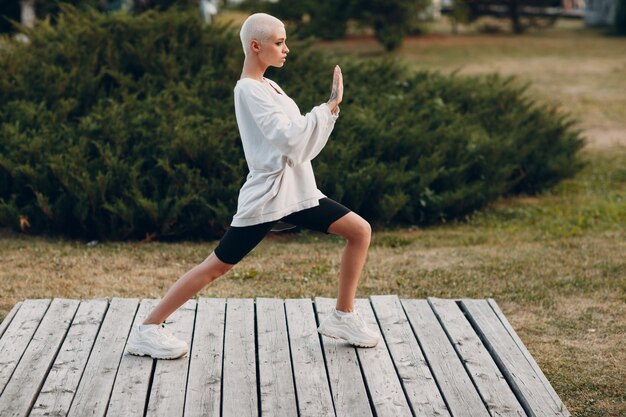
127, 13, 379, 359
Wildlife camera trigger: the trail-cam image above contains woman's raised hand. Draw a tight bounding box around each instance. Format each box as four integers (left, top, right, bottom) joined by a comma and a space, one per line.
327, 65, 343, 114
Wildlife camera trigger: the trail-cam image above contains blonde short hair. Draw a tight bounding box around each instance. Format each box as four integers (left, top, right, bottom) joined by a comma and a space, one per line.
239, 13, 284, 57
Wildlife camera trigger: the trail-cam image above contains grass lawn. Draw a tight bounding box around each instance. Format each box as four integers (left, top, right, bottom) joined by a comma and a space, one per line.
2, 16, 626, 417
314, 19, 626, 151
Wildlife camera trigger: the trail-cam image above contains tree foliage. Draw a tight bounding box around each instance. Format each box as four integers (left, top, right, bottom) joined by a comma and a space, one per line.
267, 0, 427, 50
0, 0, 102, 33
358, 0, 420, 50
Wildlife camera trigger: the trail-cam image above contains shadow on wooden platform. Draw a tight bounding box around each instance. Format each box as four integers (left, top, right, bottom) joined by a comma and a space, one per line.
0, 296, 570, 417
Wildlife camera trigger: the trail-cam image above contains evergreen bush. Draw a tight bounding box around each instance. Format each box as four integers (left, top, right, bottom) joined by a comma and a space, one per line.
0, 7, 584, 240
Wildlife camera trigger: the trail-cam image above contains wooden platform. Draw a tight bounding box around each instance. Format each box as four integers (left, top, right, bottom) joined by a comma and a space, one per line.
0, 296, 570, 417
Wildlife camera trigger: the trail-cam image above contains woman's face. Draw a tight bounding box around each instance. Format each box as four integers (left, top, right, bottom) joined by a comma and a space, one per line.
256, 26, 289, 68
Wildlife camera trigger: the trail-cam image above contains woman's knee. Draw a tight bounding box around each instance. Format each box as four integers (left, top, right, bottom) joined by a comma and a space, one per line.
201, 252, 235, 280
353, 217, 372, 246
332, 213, 371, 245
214, 261, 235, 278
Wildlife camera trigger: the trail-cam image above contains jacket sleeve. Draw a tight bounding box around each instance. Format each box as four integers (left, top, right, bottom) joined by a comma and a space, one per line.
241, 82, 338, 165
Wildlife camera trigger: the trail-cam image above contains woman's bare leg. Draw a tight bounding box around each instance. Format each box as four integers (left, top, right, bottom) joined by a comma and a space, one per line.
327, 212, 372, 313
143, 252, 234, 325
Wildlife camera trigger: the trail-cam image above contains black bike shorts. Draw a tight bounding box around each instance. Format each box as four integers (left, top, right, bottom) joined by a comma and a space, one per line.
214, 198, 351, 265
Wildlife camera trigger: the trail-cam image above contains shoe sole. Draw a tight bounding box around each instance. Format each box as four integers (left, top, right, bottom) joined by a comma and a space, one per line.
317, 327, 379, 348
126, 344, 188, 360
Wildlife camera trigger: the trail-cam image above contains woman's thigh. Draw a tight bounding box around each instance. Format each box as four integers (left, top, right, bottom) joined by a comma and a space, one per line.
213, 221, 276, 265
282, 198, 351, 234
327, 211, 371, 242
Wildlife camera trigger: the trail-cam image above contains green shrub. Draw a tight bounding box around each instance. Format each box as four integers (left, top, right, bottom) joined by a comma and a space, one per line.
0, 7, 583, 240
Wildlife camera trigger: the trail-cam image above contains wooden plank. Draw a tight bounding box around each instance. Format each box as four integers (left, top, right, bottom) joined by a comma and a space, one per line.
30, 299, 109, 417
429, 298, 526, 417
0, 299, 51, 394
402, 299, 490, 417
353, 298, 412, 417
145, 299, 196, 417
314, 297, 373, 417
222, 298, 257, 417
106, 299, 159, 417
67, 298, 139, 417
0, 296, 566, 417
488, 299, 571, 417
0, 299, 78, 417
461, 299, 566, 417
0, 301, 23, 339
285, 298, 334, 417
370, 295, 450, 417
184, 297, 226, 417
256, 298, 298, 417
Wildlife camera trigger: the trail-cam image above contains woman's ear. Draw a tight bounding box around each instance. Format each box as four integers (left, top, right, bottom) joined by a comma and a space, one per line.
250, 39, 261, 54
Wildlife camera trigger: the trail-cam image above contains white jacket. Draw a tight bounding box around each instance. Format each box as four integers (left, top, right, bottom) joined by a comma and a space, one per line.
231, 77, 338, 227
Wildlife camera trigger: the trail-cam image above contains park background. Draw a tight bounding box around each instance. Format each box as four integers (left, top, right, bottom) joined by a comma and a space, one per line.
0, 1, 624, 416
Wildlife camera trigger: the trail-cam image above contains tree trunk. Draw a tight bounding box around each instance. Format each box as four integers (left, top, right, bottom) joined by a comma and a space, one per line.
20, 0, 36, 28
509, 0, 523, 33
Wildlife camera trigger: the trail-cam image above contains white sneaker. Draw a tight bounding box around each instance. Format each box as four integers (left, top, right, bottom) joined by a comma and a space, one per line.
126, 323, 188, 359
317, 310, 380, 348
